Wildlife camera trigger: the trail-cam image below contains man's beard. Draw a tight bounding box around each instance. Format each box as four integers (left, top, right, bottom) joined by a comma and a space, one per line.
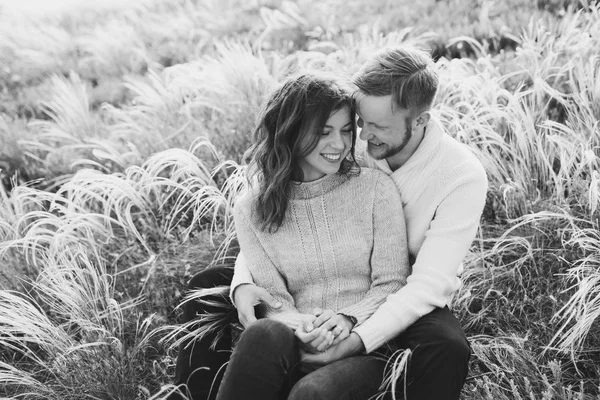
370, 124, 412, 160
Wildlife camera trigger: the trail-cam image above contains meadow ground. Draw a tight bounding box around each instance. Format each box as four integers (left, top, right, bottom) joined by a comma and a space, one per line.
1, 0, 599, 399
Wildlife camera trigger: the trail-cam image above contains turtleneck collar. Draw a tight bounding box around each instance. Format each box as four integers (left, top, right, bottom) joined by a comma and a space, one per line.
395, 117, 444, 173
289, 172, 350, 200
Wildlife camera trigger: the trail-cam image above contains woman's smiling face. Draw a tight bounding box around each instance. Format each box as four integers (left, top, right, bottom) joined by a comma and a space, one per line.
296, 106, 354, 182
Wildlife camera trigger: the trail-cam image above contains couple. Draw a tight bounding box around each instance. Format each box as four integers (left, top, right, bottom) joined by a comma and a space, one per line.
171, 45, 488, 400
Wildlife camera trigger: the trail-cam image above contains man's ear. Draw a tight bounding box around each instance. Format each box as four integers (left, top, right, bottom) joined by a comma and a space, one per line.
414, 111, 431, 128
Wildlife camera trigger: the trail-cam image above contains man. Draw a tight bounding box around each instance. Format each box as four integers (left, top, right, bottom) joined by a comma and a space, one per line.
172, 45, 488, 400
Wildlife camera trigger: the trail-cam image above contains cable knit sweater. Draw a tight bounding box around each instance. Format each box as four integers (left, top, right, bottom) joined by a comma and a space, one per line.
232, 169, 410, 330
232, 116, 488, 353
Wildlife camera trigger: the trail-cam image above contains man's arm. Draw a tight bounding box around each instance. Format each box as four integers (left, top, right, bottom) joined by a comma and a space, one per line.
230, 251, 254, 301
353, 166, 488, 353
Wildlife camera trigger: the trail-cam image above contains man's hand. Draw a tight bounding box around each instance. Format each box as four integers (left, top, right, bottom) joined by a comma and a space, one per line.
295, 324, 333, 354
308, 308, 355, 347
299, 332, 365, 373
232, 284, 282, 327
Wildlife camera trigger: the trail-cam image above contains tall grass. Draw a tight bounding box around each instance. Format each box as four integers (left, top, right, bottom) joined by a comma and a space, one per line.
0, 140, 241, 398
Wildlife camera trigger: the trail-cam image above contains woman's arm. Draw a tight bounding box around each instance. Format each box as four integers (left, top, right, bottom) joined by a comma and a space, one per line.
233, 204, 306, 329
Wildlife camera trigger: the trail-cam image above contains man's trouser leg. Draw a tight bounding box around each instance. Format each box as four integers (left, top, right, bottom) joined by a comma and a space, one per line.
288, 306, 470, 400
170, 266, 235, 400
389, 306, 470, 400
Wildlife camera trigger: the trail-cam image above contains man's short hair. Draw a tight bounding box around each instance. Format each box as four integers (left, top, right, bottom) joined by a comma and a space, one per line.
353, 46, 439, 116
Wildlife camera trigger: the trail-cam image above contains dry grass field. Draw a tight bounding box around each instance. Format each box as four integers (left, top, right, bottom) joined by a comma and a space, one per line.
1, 0, 599, 399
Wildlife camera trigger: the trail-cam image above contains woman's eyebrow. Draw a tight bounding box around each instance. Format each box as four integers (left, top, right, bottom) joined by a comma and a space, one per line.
324, 121, 353, 128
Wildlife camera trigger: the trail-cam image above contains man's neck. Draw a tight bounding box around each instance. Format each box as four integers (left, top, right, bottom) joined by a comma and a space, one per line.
386, 126, 427, 172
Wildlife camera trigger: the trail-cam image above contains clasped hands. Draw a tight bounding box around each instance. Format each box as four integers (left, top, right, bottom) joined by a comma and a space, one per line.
233, 284, 365, 372
294, 308, 354, 353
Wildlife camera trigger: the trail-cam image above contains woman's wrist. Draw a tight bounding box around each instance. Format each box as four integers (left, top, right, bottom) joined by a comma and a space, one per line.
337, 313, 357, 330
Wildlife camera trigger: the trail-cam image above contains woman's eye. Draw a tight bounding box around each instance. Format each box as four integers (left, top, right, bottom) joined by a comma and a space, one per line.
341, 130, 352, 135
322, 131, 331, 136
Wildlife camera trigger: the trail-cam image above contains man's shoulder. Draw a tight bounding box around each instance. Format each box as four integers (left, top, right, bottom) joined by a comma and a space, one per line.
434, 125, 487, 182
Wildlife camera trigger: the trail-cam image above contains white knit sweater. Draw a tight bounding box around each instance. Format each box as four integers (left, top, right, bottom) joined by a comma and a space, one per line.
233, 169, 410, 330
232, 117, 488, 352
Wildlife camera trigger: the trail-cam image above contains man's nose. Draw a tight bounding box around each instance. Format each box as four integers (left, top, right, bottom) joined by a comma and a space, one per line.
359, 126, 372, 141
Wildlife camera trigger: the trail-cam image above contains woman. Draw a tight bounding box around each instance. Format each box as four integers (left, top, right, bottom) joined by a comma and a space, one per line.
214, 71, 410, 400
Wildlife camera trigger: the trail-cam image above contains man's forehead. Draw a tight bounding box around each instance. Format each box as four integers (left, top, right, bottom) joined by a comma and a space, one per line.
356, 94, 395, 120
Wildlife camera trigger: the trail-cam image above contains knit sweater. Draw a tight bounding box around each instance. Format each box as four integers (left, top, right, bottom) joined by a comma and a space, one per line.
233, 116, 488, 353
350, 117, 489, 352
232, 169, 410, 330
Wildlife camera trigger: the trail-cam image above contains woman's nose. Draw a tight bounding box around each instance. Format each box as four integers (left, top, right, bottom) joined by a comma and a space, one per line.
329, 132, 345, 149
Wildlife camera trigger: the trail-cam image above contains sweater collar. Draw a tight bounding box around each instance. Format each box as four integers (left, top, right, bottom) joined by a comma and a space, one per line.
289, 173, 349, 200
393, 117, 444, 174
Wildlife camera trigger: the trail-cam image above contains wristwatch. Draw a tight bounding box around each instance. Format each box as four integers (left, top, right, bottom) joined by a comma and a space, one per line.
338, 313, 358, 327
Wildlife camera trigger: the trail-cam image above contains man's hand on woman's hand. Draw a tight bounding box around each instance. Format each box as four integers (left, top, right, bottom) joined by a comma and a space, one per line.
310, 308, 355, 346
299, 332, 365, 373
232, 284, 282, 328
295, 308, 356, 353
295, 324, 333, 353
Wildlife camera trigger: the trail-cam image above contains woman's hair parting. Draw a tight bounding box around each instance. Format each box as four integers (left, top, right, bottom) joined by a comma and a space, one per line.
244, 70, 358, 233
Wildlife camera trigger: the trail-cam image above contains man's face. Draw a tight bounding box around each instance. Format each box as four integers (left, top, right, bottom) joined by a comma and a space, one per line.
356, 95, 412, 161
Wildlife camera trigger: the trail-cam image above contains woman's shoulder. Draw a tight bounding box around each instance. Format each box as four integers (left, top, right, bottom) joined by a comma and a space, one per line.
347, 167, 394, 187
233, 185, 258, 219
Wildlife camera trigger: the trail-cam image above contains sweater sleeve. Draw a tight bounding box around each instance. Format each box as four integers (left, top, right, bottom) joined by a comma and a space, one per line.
229, 250, 255, 304
337, 173, 410, 325
353, 163, 488, 353
233, 203, 302, 325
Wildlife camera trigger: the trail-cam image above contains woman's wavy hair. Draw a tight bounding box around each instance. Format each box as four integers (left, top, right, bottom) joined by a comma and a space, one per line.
244, 70, 359, 233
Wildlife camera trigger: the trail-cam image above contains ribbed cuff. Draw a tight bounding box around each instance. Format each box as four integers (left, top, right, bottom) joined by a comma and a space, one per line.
229, 279, 255, 305
352, 309, 400, 353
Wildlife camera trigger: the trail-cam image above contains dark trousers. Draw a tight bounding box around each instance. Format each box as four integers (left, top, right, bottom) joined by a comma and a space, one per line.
217, 319, 301, 400
171, 265, 470, 400
170, 267, 236, 400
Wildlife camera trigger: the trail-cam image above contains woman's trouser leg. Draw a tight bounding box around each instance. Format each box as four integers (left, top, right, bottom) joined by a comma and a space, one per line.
288, 355, 385, 400
216, 319, 300, 400
171, 266, 235, 400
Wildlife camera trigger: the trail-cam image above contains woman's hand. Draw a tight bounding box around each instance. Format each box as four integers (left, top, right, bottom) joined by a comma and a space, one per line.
295, 309, 356, 353
295, 324, 333, 354
299, 332, 365, 373
311, 308, 355, 346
